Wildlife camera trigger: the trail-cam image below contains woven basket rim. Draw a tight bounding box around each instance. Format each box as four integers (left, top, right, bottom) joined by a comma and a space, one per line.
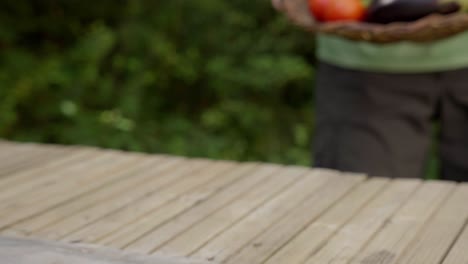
318, 12, 468, 28
315, 12, 468, 43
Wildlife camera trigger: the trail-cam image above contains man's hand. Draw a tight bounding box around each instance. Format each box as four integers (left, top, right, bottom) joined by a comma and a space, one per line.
271, 0, 316, 30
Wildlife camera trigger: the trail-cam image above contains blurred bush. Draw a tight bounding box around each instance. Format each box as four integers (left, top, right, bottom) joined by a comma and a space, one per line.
0, 0, 316, 165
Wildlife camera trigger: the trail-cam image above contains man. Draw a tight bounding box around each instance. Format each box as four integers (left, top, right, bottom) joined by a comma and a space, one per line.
273, 0, 468, 181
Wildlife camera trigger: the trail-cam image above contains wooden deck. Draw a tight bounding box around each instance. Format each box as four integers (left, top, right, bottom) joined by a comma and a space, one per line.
1, 140, 468, 264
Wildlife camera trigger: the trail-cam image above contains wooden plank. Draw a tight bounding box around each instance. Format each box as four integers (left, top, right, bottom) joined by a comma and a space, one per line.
303, 179, 422, 264
2, 156, 182, 237
0, 145, 73, 177
0, 150, 116, 208
0, 143, 51, 174
0, 151, 148, 230
0, 148, 75, 178
443, 219, 468, 264
0, 146, 14, 162
117, 165, 303, 255
0, 143, 36, 166
0, 150, 121, 213
0, 236, 213, 264
99, 164, 281, 250
399, 184, 468, 264
0, 142, 36, 165
0, 145, 17, 163
350, 181, 455, 264
0, 140, 14, 149
32, 160, 229, 241
261, 178, 389, 264
223, 172, 366, 264
155, 166, 312, 257
60, 161, 251, 244
0, 145, 94, 188
0, 141, 59, 160
191, 169, 344, 263
5, 142, 466, 264
0, 148, 99, 201
0, 142, 74, 175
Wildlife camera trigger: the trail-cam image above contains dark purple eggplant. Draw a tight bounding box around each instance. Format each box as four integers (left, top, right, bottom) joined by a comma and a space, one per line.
366, 0, 461, 24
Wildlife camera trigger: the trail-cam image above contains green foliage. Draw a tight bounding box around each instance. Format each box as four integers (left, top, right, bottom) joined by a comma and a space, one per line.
0, 0, 316, 165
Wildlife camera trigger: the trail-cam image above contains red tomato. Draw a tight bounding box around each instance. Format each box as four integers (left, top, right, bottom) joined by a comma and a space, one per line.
308, 0, 329, 22
323, 0, 366, 22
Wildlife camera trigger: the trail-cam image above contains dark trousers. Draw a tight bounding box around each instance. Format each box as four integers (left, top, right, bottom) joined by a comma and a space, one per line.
313, 62, 468, 181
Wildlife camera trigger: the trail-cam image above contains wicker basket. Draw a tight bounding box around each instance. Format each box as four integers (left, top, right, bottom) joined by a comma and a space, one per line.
283, 0, 468, 43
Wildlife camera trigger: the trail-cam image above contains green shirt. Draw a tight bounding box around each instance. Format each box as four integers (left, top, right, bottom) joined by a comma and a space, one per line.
317, 31, 468, 73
